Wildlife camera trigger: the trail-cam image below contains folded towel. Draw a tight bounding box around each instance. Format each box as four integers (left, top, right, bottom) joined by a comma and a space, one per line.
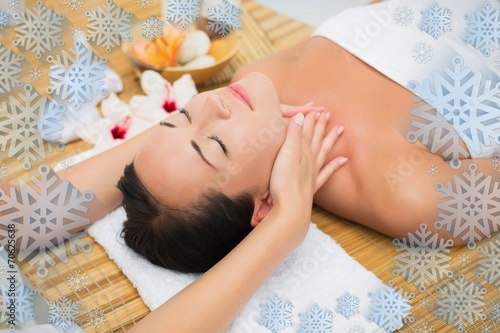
88, 208, 409, 332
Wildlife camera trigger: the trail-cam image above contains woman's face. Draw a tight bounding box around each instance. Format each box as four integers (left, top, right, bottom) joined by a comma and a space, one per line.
134, 72, 285, 208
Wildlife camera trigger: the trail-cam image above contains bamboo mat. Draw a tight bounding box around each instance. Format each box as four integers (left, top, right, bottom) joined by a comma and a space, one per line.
2, 0, 499, 332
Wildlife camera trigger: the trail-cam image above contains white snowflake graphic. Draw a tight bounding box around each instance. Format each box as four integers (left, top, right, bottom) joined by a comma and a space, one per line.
258, 294, 294, 333
166, 0, 201, 30
0, 164, 94, 278
66, 270, 88, 292
367, 285, 411, 333
393, 5, 414, 26
481, 324, 494, 333
28, 65, 43, 81
87, 307, 107, 329
393, 223, 453, 292
388, 280, 415, 324
0, 10, 10, 30
418, 297, 431, 309
457, 252, 471, 268
0, 43, 23, 94
349, 325, 365, 333
0, 265, 5, 278
0, 280, 37, 329
416, 323, 435, 333
435, 275, 486, 332
8, 0, 20, 10
464, 2, 500, 57
141, 15, 164, 40
494, 156, 500, 171
419, 2, 453, 39
65, 0, 84, 11
0, 84, 65, 170
336, 293, 359, 319
48, 295, 81, 330
490, 303, 500, 323
69, 24, 83, 38
85, 0, 133, 53
407, 55, 500, 163
427, 163, 439, 176
135, 0, 152, 9
435, 163, 500, 247
60, 157, 76, 170
12, 1, 65, 59
297, 304, 334, 333
0, 162, 7, 179
495, 55, 500, 69
412, 42, 433, 64
206, 0, 241, 38
47, 41, 108, 111
476, 236, 500, 288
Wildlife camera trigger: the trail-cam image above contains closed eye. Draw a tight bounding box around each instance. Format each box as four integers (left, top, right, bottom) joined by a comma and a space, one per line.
209, 134, 228, 155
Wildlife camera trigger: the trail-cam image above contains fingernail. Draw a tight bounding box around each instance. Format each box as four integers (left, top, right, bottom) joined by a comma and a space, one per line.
305, 101, 314, 106
339, 157, 348, 166
295, 113, 304, 125
316, 112, 321, 119
326, 113, 330, 121
337, 126, 344, 135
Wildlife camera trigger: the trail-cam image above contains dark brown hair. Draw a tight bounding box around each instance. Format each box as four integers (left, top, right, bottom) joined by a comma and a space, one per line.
117, 163, 255, 273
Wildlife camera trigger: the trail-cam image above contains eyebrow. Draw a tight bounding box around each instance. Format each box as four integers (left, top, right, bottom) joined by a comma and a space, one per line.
191, 140, 214, 168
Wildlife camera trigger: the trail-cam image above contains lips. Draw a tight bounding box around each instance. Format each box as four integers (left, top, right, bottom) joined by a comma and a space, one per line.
228, 83, 253, 110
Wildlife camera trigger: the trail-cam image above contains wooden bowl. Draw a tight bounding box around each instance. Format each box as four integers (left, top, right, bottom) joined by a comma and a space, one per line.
125, 32, 240, 85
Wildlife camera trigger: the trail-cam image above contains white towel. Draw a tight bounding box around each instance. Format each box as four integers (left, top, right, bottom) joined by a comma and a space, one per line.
88, 208, 406, 332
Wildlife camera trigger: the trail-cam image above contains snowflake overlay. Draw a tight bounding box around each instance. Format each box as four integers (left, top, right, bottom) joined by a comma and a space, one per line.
407, 55, 500, 167
69, 24, 83, 38
393, 223, 453, 292
494, 156, 500, 171
0, 280, 37, 329
0, 265, 5, 278
28, 65, 43, 81
0, 10, 10, 30
490, 303, 500, 323
166, 0, 201, 30
135, 0, 152, 9
412, 42, 433, 64
0, 162, 7, 179
0, 165, 94, 278
427, 163, 439, 176
349, 325, 365, 333
495, 55, 500, 69
0, 44, 23, 94
457, 252, 471, 268
12, 1, 65, 59
435, 275, 486, 332
47, 41, 107, 111
142, 15, 164, 40
336, 293, 359, 319
476, 236, 500, 288
419, 3, 453, 39
418, 297, 431, 309
206, 0, 241, 38
416, 323, 435, 333
67, 270, 88, 292
297, 304, 334, 333
66, 0, 84, 11
258, 294, 294, 333
87, 307, 107, 329
85, 0, 133, 53
0, 84, 65, 170
464, 2, 500, 57
8, 0, 20, 10
434, 163, 500, 247
393, 5, 414, 26
367, 285, 411, 333
48, 295, 81, 330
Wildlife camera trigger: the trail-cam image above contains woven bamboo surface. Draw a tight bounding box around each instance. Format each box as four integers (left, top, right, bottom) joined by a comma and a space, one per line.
3, 0, 498, 332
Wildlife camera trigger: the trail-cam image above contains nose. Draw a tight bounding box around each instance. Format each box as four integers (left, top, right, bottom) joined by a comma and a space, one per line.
199, 93, 231, 125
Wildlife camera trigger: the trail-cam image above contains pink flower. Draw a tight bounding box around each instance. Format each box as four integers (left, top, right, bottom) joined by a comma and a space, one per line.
110, 115, 131, 140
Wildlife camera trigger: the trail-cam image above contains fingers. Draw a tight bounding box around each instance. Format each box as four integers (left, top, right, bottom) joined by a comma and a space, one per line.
280, 102, 325, 117
279, 113, 305, 164
315, 156, 348, 192
316, 125, 344, 170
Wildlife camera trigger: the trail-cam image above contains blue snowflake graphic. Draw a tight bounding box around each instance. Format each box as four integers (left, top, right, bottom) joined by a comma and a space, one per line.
435, 275, 486, 332
490, 303, 500, 323
407, 55, 500, 164
464, 2, 500, 57
393, 5, 414, 26
368, 285, 411, 333
48, 295, 81, 330
142, 15, 164, 40
393, 223, 453, 292
336, 293, 360, 319
12, 1, 65, 59
297, 304, 334, 333
0, 84, 65, 170
476, 235, 500, 288
495, 55, 500, 69
0, 280, 37, 330
85, 0, 133, 53
206, 0, 241, 38
411, 42, 433, 64
258, 294, 294, 333
166, 0, 201, 30
419, 2, 453, 39
0, 43, 23, 94
349, 325, 365, 333
0, 10, 10, 30
0, 165, 94, 278
46, 41, 108, 111
435, 163, 500, 247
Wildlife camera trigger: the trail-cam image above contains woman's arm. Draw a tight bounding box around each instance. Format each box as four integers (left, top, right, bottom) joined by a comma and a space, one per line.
127, 112, 346, 333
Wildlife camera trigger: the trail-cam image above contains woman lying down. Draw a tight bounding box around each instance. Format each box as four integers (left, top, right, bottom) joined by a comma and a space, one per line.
56, 0, 499, 331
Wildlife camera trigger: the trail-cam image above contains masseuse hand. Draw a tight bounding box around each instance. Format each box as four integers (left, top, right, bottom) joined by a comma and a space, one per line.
268, 111, 346, 245
280, 102, 324, 117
